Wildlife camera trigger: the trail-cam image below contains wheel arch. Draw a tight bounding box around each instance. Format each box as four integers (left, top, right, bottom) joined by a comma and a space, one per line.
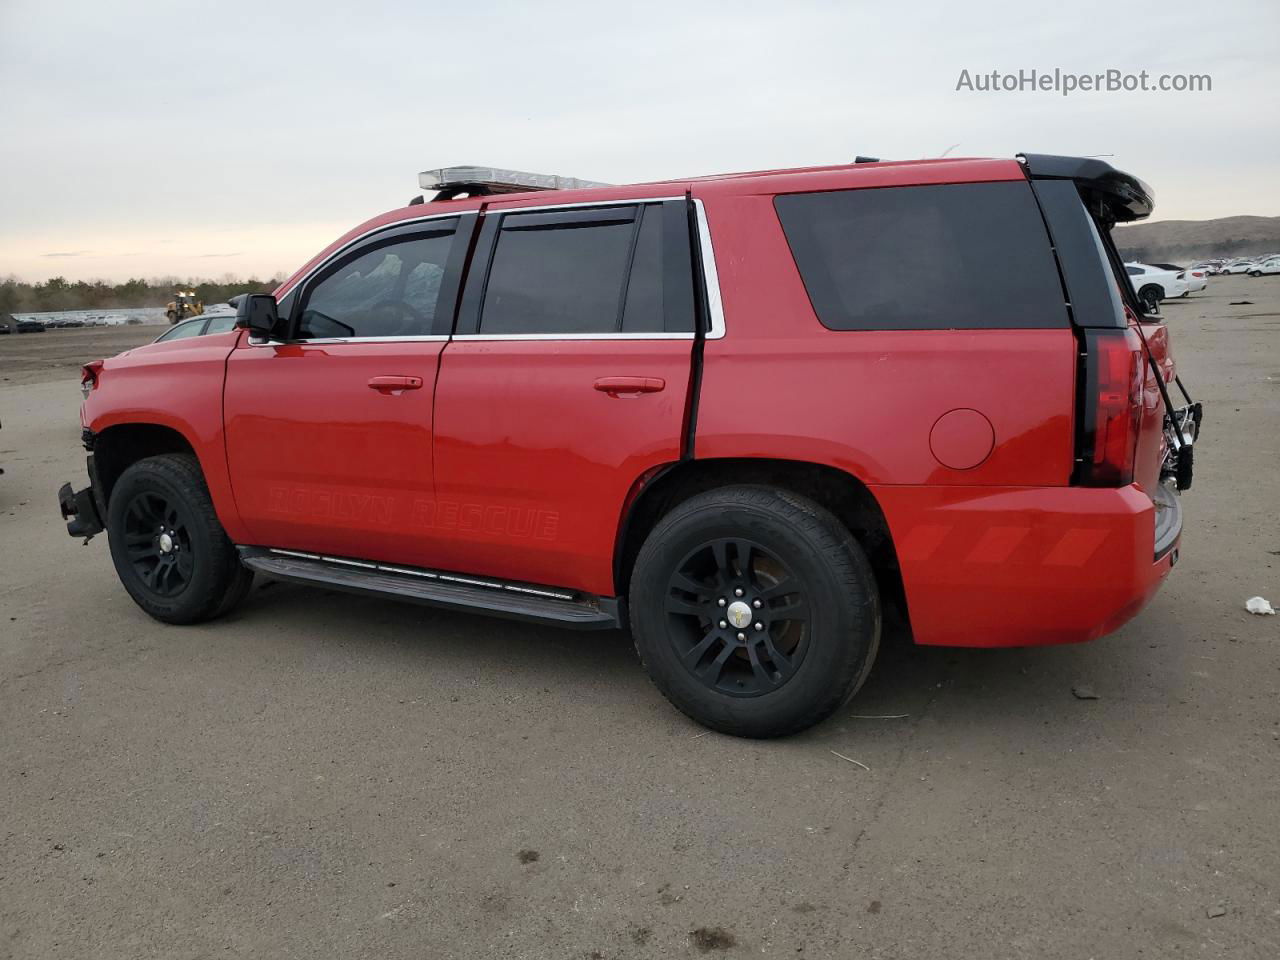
614, 457, 910, 634
91, 421, 199, 506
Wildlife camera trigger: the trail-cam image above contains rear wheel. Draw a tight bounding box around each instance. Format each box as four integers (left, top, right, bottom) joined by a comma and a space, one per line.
629, 485, 880, 738
1138, 284, 1163, 313
106, 454, 252, 624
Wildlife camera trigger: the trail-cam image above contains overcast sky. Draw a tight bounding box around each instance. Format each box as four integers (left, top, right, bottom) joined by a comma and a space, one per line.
1, 0, 1277, 283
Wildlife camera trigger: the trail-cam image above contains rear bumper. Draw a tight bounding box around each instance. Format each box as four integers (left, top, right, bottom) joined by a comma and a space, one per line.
872, 483, 1179, 648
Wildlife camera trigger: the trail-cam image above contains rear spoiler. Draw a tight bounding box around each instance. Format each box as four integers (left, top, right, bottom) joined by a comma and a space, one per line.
1018, 153, 1154, 224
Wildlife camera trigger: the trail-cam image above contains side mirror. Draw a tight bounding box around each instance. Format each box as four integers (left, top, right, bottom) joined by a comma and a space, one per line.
235, 294, 280, 338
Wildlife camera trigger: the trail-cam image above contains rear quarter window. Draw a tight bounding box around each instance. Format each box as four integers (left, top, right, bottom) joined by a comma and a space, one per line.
774, 181, 1068, 330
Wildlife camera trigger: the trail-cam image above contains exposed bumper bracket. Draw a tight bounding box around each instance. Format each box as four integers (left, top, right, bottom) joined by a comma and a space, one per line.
58, 482, 105, 541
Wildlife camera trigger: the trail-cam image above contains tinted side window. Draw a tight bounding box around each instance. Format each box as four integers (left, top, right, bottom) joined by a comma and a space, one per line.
298, 228, 454, 339
775, 181, 1068, 330
475, 202, 694, 336
620, 205, 664, 333
1125, 266, 1143, 276
480, 208, 635, 335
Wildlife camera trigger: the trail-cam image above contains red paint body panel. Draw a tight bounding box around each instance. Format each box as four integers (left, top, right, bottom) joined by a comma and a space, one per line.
431, 339, 693, 596
871, 483, 1173, 647
690, 188, 1076, 486
222, 339, 444, 561
81, 331, 250, 542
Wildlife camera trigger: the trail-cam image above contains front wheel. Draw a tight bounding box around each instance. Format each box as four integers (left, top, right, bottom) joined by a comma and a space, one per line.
106, 453, 252, 624
629, 485, 880, 738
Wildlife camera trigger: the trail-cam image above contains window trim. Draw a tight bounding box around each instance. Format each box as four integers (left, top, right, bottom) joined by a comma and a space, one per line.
251, 211, 470, 346
288, 217, 463, 343
254, 198, 726, 345
452, 196, 725, 342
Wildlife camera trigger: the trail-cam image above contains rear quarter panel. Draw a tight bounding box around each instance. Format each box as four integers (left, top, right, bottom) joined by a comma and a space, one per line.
691, 185, 1076, 487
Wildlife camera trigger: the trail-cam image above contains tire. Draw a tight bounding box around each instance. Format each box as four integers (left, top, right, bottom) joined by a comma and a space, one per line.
629, 485, 880, 738
106, 453, 252, 624
1138, 285, 1163, 313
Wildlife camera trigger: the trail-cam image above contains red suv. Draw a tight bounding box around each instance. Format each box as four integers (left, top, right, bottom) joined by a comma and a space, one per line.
58, 153, 1201, 737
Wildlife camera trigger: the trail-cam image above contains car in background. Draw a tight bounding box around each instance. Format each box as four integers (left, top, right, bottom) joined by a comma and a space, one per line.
1247, 257, 1280, 277
16, 319, 47, 333
1220, 260, 1255, 275
1124, 262, 1188, 311
0, 314, 12, 334
151, 311, 238, 343
1151, 262, 1207, 294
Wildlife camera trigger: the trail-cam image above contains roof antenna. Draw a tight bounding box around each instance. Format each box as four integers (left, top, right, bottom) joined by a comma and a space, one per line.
853, 155, 880, 164
939, 143, 960, 157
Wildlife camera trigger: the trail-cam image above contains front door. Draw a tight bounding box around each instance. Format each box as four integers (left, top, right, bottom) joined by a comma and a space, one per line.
430, 199, 699, 596
223, 215, 467, 564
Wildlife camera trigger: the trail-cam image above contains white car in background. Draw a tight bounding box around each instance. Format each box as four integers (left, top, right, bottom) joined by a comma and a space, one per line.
1152, 262, 1208, 294
1247, 257, 1280, 277
1124, 262, 1189, 311
1220, 260, 1255, 275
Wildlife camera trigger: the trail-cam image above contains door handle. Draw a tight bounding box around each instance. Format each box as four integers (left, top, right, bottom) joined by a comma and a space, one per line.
593, 376, 666, 397
368, 375, 424, 393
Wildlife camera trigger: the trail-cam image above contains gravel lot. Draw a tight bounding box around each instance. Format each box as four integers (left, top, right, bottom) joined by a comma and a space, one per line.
2, 278, 1278, 959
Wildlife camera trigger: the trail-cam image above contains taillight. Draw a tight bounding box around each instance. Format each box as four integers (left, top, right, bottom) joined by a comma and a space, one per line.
80, 359, 104, 399
1075, 329, 1143, 487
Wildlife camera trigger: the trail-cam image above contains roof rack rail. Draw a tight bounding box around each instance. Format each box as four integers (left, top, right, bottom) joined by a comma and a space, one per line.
420, 166, 610, 201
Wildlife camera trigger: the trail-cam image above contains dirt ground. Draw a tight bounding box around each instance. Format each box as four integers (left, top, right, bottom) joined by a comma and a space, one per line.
1, 278, 1278, 959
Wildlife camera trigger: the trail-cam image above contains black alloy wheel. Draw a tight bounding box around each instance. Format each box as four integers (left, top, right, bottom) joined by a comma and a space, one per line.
630, 485, 881, 738
106, 453, 253, 623
121, 489, 194, 596
665, 537, 809, 697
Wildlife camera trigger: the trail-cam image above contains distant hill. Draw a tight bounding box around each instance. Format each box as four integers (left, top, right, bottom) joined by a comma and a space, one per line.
1115, 215, 1280, 264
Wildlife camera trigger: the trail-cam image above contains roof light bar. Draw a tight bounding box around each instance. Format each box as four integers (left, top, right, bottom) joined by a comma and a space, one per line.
418, 165, 610, 197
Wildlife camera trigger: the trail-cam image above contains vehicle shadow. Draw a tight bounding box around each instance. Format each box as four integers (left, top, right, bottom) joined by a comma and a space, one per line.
229, 577, 1177, 743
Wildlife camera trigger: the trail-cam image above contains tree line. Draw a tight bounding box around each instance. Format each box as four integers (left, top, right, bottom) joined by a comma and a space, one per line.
0, 276, 284, 315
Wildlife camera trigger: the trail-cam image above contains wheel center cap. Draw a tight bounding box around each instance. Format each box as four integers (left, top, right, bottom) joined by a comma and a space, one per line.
158, 532, 174, 554
726, 600, 753, 629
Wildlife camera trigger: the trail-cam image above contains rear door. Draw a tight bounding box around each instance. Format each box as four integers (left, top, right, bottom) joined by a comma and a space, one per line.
223, 215, 469, 562
429, 198, 698, 596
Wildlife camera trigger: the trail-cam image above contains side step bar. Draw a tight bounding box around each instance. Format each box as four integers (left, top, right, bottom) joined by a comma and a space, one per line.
237, 547, 623, 630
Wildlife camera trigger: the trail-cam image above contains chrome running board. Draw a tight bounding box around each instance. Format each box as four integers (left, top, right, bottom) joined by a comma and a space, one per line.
237, 547, 622, 630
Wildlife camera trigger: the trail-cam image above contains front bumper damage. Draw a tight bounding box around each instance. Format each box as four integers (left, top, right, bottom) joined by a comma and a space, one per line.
58, 454, 105, 541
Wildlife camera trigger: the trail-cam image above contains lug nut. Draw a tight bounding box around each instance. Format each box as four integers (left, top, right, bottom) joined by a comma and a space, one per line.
752, 599, 762, 609
719, 620, 727, 629
717, 598, 726, 607
734, 588, 744, 597
754, 622, 763, 631
736, 632, 746, 642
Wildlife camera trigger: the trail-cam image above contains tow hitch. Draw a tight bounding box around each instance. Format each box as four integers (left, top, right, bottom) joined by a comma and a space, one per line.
58, 482, 104, 541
